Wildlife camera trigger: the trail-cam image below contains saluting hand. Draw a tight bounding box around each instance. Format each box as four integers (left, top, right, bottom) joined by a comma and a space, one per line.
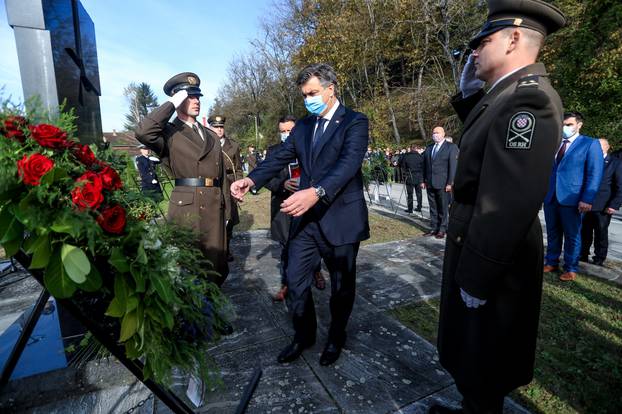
281, 188, 319, 217
230, 177, 255, 202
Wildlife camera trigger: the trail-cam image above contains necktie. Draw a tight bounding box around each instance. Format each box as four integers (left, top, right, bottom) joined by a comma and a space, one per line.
556, 139, 570, 163
312, 117, 327, 151
192, 124, 203, 141
432, 144, 439, 159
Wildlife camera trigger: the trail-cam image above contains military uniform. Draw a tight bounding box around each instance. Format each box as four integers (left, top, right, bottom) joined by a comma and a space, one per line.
136, 147, 163, 202
135, 73, 230, 284
434, 1, 566, 413
209, 115, 243, 258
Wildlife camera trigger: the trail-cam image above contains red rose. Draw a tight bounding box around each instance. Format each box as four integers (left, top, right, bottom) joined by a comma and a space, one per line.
73, 144, 97, 166
96, 205, 126, 234
28, 124, 69, 149
17, 153, 54, 185
2, 116, 28, 142
71, 172, 104, 210
99, 166, 122, 190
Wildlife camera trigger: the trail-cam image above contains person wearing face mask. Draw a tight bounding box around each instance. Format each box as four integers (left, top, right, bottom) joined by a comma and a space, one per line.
431, 1, 568, 413
579, 138, 622, 267
543, 111, 604, 281
231, 63, 369, 367
265, 115, 326, 301
422, 126, 459, 239
209, 115, 243, 262
135, 72, 231, 288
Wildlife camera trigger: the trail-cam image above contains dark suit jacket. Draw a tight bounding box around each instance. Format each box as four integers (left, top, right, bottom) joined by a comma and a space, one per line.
263, 143, 292, 244
136, 155, 162, 192
423, 141, 459, 189
399, 152, 424, 184
592, 155, 622, 212
249, 104, 370, 246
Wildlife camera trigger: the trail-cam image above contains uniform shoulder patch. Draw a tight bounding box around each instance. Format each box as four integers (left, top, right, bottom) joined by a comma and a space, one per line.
506, 111, 535, 150
517, 75, 540, 89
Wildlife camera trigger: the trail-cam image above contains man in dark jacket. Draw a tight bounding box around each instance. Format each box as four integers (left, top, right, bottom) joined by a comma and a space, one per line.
431, 1, 566, 413
399, 144, 424, 213
422, 126, 459, 238
580, 138, 622, 266
136, 144, 163, 202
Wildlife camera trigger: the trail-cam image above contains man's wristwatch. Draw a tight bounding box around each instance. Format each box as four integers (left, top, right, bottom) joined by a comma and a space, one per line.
314, 186, 326, 199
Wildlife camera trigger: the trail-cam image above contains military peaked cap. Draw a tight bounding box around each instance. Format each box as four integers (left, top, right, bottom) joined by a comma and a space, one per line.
469, 0, 566, 49
208, 115, 226, 127
163, 72, 203, 97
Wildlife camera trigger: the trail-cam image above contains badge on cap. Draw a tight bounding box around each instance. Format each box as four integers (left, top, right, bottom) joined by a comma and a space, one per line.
506, 111, 535, 150
188, 76, 197, 85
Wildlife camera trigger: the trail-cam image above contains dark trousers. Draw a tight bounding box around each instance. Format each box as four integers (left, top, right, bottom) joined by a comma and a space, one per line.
427, 188, 449, 233
286, 221, 359, 345
405, 182, 422, 212
278, 242, 322, 287
580, 211, 612, 262
226, 220, 234, 254
456, 383, 504, 414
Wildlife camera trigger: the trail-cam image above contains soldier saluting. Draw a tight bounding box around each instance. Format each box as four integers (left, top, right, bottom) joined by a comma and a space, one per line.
431, 1, 566, 413
136, 72, 230, 285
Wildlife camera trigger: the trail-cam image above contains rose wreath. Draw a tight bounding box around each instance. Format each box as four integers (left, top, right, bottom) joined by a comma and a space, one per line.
0, 109, 229, 386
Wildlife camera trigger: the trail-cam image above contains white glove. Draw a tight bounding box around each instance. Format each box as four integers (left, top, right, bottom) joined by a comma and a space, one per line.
460, 288, 487, 308
168, 89, 188, 108
459, 54, 485, 98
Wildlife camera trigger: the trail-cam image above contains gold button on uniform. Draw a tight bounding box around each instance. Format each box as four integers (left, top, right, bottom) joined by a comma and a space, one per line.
456, 236, 462, 242
178, 200, 183, 205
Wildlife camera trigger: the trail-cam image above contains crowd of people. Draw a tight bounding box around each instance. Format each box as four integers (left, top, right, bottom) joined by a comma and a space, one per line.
133, 0, 621, 412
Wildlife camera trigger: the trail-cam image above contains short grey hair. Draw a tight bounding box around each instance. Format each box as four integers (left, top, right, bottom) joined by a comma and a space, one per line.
501, 27, 544, 52
296, 63, 338, 88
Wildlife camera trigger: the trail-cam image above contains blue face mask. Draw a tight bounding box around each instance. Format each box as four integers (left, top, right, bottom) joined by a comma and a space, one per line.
562, 125, 576, 139
280, 132, 289, 142
304, 95, 327, 115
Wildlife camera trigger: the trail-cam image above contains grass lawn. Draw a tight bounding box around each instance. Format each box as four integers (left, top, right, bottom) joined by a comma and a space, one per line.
390, 272, 622, 414
233, 188, 422, 244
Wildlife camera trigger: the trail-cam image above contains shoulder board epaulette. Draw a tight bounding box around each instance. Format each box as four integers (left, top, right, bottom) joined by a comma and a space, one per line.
516, 74, 540, 89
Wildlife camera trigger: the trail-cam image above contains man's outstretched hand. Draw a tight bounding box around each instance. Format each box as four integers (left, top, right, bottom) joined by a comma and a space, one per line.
231, 177, 255, 201
280, 188, 319, 217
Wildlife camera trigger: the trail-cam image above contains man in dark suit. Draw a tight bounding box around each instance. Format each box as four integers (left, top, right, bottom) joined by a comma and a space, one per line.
399, 144, 424, 213
209, 115, 243, 262
422, 126, 459, 239
431, 1, 567, 413
136, 72, 230, 285
135, 144, 163, 202
231, 63, 369, 366
580, 139, 622, 266
543, 111, 603, 281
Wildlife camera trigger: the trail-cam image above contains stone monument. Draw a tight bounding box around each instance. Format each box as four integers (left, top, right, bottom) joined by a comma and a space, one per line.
5, 0, 102, 144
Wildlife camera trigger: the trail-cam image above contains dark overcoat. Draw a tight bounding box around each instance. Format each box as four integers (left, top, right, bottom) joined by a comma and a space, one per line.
437, 63, 563, 396
135, 102, 230, 282
263, 143, 292, 244
221, 136, 243, 226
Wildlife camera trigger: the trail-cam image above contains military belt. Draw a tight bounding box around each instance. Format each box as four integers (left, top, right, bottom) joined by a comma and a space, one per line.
175, 177, 221, 187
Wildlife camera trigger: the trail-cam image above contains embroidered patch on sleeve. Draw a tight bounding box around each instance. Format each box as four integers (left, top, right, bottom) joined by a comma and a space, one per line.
506, 111, 535, 150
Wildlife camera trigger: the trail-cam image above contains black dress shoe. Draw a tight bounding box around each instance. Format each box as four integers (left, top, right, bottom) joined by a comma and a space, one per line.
277, 341, 314, 364
404, 209, 413, 214
592, 259, 604, 266
414, 207, 422, 212
579, 256, 589, 263
319, 342, 343, 366
428, 404, 463, 414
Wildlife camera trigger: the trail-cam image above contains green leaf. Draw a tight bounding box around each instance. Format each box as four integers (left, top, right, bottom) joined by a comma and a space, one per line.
50, 218, 79, 238
80, 265, 102, 292
44, 249, 77, 299
136, 243, 148, 265
130, 264, 146, 293
61, 244, 90, 284
105, 297, 125, 318
109, 247, 130, 273
114, 274, 130, 312
150, 274, 173, 304
0, 207, 23, 244
28, 234, 51, 269
2, 238, 21, 257
40, 167, 67, 185
154, 298, 174, 330
119, 310, 138, 342
126, 295, 139, 313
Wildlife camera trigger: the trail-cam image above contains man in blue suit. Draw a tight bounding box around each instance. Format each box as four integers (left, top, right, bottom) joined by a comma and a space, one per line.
580, 139, 622, 266
543, 112, 604, 281
231, 63, 369, 366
